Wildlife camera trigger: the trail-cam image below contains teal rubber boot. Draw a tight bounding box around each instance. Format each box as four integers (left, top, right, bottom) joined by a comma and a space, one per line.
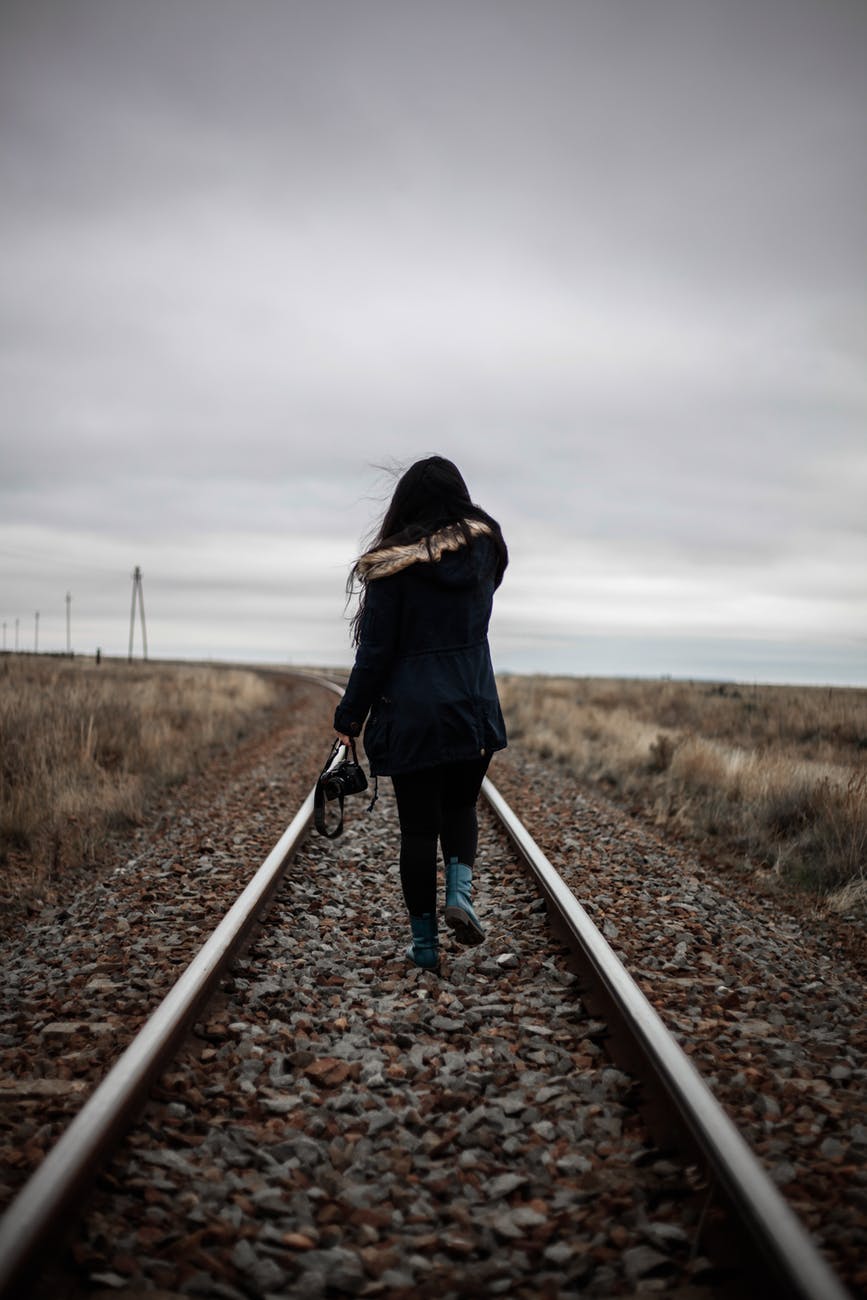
444, 858, 485, 946
406, 913, 439, 970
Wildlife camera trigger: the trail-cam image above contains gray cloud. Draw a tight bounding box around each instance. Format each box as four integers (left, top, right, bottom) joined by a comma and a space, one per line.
1, 0, 865, 681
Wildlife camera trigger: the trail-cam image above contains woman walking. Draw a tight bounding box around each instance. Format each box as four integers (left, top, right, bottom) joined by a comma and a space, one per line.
334, 456, 508, 970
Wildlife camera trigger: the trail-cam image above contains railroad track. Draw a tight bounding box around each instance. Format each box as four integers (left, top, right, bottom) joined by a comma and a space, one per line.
0, 674, 854, 1299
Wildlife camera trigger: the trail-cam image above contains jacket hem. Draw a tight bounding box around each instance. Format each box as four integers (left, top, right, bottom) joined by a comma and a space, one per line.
368, 738, 507, 779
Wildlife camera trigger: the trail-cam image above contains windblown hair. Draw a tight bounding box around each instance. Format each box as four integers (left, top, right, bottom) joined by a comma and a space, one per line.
348, 456, 508, 645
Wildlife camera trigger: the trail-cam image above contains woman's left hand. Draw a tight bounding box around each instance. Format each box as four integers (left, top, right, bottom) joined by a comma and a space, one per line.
335, 732, 353, 747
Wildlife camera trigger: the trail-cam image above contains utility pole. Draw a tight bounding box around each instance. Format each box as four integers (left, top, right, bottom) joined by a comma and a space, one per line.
66, 591, 72, 656
34, 611, 39, 654
128, 566, 148, 661
15, 618, 19, 652
2, 622, 5, 651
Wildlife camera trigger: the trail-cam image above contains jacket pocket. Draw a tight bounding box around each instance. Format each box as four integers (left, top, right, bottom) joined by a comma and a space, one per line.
479, 698, 506, 751
363, 699, 391, 766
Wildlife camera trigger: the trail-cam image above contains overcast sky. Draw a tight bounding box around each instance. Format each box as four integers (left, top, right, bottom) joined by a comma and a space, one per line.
1, 0, 865, 683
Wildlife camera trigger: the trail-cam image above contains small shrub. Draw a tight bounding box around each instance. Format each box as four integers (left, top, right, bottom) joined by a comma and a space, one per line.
648, 733, 676, 772
669, 737, 729, 793
763, 783, 823, 838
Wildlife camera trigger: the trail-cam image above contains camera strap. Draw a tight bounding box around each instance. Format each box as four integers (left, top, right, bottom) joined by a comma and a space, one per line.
314, 738, 377, 839
314, 738, 347, 838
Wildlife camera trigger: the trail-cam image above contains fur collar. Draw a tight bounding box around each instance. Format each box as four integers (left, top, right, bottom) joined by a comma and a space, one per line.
357, 519, 492, 582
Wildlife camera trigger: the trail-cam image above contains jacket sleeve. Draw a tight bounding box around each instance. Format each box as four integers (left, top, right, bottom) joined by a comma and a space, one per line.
333, 576, 401, 736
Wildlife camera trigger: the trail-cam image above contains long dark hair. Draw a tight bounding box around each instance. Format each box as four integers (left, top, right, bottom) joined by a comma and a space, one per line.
348, 456, 508, 643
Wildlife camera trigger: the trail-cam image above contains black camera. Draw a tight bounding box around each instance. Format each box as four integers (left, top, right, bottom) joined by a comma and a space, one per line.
314, 738, 369, 838
320, 758, 368, 803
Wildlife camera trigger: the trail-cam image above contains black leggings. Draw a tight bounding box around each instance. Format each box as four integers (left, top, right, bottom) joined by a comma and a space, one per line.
391, 755, 491, 916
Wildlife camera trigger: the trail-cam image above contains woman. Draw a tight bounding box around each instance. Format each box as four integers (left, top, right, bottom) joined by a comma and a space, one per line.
334, 456, 508, 970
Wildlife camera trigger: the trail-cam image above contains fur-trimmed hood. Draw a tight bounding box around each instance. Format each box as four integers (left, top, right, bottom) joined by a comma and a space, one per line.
356, 519, 492, 583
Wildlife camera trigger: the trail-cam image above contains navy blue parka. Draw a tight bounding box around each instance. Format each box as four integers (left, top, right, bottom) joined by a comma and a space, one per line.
333, 527, 507, 776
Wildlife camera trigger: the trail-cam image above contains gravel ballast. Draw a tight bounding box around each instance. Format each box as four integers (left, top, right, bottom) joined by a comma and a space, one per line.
38, 783, 715, 1299
1, 683, 862, 1297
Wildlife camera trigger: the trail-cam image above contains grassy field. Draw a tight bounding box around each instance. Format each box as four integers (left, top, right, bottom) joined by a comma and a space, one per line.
0, 655, 280, 921
5, 659, 865, 923
498, 675, 867, 911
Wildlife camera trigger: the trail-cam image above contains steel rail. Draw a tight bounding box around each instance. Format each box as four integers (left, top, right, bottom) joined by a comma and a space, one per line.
0, 713, 347, 1299
0, 672, 850, 1299
482, 775, 851, 1300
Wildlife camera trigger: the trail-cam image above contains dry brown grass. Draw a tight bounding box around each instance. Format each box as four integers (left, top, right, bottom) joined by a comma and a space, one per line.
498, 675, 867, 906
0, 655, 278, 912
